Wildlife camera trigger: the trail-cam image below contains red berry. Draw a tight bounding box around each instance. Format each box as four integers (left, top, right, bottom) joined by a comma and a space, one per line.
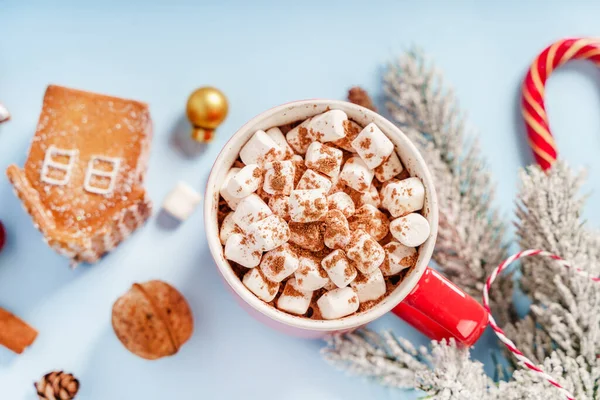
0, 221, 5, 252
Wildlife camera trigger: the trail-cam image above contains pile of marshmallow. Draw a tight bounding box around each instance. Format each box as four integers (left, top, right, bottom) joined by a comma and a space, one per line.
219, 110, 430, 320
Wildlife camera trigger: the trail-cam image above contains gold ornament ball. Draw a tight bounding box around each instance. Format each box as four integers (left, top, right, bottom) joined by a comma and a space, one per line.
186, 87, 229, 129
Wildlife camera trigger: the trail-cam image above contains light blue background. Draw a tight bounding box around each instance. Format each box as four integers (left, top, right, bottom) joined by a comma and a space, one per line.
1, 1, 600, 399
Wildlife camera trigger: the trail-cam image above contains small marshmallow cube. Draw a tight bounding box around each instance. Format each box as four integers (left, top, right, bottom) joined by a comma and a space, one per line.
374, 152, 404, 182
351, 123, 394, 169
268, 195, 291, 221
0, 103, 10, 123
382, 242, 417, 276
348, 204, 389, 241
220, 212, 241, 245
286, 118, 313, 154
332, 120, 361, 153
327, 191, 355, 218
246, 214, 290, 251
323, 209, 351, 250
346, 229, 385, 274
390, 213, 431, 247
317, 287, 360, 320
263, 160, 295, 195
162, 182, 202, 221
242, 268, 279, 302
321, 249, 357, 288
289, 222, 325, 252
260, 243, 299, 282
305, 142, 343, 178
307, 110, 348, 143
266, 127, 294, 159
227, 164, 263, 198
289, 189, 328, 223
294, 256, 329, 291
277, 278, 313, 315
232, 194, 272, 230
296, 169, 332, 192
381, 177, 425, 217
240, 130, 284, 165
339, 157, 374, 192
225, 233, 262, 268
351, 269, 386, 302
220, 167, 242, 210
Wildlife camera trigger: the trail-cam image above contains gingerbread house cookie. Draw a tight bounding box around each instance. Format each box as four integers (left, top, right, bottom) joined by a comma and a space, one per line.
6, 85, 153, 265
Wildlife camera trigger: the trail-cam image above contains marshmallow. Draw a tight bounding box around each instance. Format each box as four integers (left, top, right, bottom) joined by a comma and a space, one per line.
323, 209, 351, 250
296, 169, 332, 192
277, 278, 313, 315
351, 123, 394, 169
327, 191, 355, 218
332, 120, 361, 153
286, 118, 313, 155
263, 160, 295, 195
220, 212, 242, 245
260, 243, 299, 282
266, 127, 294, 159
345, 184, 381, 208
321, 249, 357, 288
390, 213, 431, 247
289, 222, 325, 252
307, 110, 348, 143
346, 229, 385, 274
225, 233, 262, 268
289, 189, 328, 222
268, 195, 291, 221
220, 167, 242, 210
381, 177, 425, 217
240, 130, 284, 165
317, 287, 360, 320
0, 103, 10, 123
227, 164, 263, 198
246, 214, 290, 251
348, 204, 389, 241
161, 181, 202, 221
382, 242, 417, 276
374, 152, 404, 182
339, 157, 374, 192
242, 268, 279, 302
232, 194, 272, 230
305, 142, 343, 178
294, 256, 329, 291
351, 269, 386, 302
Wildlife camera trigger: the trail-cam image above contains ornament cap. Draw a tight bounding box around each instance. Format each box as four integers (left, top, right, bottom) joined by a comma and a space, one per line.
191, 126, 215, 143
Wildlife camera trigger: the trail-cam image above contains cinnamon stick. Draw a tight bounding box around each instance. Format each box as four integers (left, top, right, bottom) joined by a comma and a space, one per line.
0, 307, 38, 354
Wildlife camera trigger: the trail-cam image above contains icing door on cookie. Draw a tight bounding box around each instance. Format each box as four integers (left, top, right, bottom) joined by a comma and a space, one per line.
40, 145, 79, 186
83, 155, 121, 195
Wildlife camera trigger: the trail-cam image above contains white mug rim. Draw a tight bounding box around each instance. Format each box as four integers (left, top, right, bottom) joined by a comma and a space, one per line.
204, 99, 439, 332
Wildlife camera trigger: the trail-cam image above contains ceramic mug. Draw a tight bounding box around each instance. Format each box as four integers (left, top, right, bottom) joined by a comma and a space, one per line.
205, 100, 488, 345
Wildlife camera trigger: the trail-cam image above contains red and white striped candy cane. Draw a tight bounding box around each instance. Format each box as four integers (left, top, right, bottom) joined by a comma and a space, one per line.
483, 249, 600, 400
522, 38, 600, 170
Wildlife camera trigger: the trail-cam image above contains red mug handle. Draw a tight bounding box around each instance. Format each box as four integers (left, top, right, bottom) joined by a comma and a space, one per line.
392, 267, 489, 346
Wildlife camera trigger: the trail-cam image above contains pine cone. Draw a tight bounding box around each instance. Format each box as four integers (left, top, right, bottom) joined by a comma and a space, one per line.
35, 371, 80, 400
347, 87, 377, 112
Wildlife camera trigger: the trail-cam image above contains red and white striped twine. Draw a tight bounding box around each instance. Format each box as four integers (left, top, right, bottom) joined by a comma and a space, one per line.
482, 249, 600, 400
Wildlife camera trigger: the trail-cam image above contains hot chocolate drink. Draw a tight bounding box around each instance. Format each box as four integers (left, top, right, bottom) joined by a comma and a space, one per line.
218, 110, 429, 320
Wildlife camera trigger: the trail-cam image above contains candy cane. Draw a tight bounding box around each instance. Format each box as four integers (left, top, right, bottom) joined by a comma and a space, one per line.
522, 38, 600, 170
483, 249, 600, 400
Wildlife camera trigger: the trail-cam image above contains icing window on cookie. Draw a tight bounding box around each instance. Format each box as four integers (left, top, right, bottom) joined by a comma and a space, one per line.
84, 156, 121, 195
40, 146, 78, 186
